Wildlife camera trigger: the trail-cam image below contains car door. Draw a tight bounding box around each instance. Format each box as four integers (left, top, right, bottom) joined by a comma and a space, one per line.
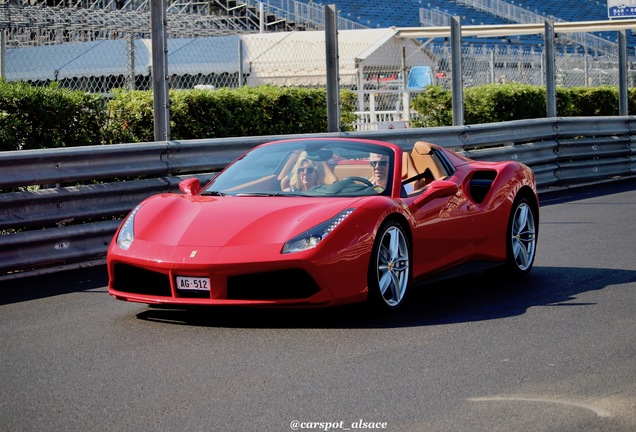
407, 177, 479, 278
402, 147, 481, 279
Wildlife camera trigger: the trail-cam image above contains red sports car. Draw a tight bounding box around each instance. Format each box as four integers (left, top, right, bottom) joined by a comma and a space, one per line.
107, 138, 538, 310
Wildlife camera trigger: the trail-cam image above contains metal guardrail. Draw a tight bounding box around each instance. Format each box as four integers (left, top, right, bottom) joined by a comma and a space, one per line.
1, 117, 635, 279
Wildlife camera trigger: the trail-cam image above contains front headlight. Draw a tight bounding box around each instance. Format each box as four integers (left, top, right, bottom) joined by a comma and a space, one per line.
282, 208, 355, 254
116, 205, 141, 250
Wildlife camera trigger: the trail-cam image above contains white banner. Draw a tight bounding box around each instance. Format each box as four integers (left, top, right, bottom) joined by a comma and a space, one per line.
608, 0, 636, 18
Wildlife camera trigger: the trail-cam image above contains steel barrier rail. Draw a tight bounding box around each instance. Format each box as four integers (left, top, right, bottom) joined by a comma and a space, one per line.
163, 135, 301, 174
554, 116, 634, 137
1, 117, 635, 279
0, 135, 273, 189
0, 143, 171, 189
344, 118, 560, 150
461, 140, 560, 187
0, 220, 120, 274
0, 175, 215, 231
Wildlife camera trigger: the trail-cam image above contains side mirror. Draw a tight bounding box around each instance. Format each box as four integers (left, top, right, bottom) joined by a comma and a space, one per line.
413, 180, 458, 207
179, 178, 201, 196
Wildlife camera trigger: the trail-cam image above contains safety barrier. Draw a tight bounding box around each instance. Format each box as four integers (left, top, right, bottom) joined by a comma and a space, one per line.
1, 117, 635, 278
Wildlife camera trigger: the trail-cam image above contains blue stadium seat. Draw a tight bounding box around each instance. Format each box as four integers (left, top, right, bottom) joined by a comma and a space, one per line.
299, 0, 636, 49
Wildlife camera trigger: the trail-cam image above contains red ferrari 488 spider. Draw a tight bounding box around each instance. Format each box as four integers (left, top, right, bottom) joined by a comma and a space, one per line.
107, 138, 538, 310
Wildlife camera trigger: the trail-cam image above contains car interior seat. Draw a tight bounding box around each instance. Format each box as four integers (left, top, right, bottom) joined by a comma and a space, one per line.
411, 141, 445, 180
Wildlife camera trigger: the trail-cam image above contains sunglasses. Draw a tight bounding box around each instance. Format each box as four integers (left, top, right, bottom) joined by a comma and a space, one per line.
369, 160, 388, 168
297, 167, 316, 174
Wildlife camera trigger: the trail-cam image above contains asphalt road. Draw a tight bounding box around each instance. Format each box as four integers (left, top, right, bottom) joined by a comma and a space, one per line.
1, 179, 635, 432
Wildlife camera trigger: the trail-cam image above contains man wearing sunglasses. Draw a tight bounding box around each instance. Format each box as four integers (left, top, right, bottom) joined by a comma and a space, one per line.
369, 153, 390, 189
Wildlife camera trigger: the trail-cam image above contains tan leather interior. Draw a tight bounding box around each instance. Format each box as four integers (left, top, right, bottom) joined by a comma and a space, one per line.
332, 164, 371, 180
402, 152, 419, 180
411, 141, 445, 180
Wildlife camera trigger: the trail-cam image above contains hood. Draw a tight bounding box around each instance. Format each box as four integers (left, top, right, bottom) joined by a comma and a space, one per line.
133, 194, 361, 247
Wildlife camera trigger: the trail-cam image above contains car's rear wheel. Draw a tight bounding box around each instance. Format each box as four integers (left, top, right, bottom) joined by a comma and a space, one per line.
368, 220, 411, 311
505, 195, 538, 275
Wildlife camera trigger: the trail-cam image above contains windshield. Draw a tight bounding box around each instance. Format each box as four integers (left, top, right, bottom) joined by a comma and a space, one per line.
202, 139, 395, 197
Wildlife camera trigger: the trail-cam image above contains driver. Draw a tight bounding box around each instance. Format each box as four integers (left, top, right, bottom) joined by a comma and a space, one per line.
284, 154, 325, 192
369, 153, 390, 189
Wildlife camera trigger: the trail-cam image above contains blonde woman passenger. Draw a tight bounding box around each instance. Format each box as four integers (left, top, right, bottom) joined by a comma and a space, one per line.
285, 154, 325, 192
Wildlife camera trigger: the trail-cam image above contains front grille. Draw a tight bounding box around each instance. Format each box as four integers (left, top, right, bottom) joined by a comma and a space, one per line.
112, 264, 172, 297
227, 269, 320, 300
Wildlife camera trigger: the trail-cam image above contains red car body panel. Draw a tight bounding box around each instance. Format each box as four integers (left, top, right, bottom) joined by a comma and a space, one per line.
107, 138, 538, 307
109, 196, 378, 306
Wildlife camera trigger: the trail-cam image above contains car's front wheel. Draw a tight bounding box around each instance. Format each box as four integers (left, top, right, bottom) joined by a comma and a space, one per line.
505, 195, 538, 275
368, 220, 411, 311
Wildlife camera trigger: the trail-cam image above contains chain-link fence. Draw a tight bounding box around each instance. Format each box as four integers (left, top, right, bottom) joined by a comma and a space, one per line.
0, 2, 632, 131
431, 44, 623, 89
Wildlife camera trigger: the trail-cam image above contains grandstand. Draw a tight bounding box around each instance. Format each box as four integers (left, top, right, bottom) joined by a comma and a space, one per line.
333, 0, 611, 30
330, 0, 632, 53
0, 0, 366, 48
341, 0, 508, 28
0, 1, 299, 47
0, 0, 631, 52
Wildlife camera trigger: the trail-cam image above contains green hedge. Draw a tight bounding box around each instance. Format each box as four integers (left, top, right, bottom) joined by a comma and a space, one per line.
411, 84, 634, 127
105, 86, 357, 144
464, 84, 546, 124
0, 82, 106, 151
0, 82, 356, 150
0, 81, 633, 151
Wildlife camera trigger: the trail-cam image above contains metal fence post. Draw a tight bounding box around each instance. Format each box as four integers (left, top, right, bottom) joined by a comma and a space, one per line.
401, 46, 410, 122
451, 16, 464, 126
544, 20, 557, 118
584, 50, 589, 87
618, 30, 628, 116
489, 49, 495, 84
238, 39, 244, 87
127, 33, 136, 91
150, 0, 170, 141
0, 30, 5, 80
325, 4, 340, 133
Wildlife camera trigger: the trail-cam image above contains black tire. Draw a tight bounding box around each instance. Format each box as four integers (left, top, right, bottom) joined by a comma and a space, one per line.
368, 219, 411, 311
505, 195, 538, 276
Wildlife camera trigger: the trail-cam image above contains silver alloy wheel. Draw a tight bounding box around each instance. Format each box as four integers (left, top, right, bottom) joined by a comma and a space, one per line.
376, 225, 410, 307
511, 202, 537, 271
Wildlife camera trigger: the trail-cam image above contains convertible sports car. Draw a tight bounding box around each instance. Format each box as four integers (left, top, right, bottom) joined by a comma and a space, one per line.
107, 138, 538, 310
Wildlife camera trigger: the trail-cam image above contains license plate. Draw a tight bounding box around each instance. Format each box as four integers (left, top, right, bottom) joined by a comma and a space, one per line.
176, 276, 210, 291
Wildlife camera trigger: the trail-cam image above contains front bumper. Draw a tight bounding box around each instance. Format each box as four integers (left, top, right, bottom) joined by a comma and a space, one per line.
107, 238, 372, 308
